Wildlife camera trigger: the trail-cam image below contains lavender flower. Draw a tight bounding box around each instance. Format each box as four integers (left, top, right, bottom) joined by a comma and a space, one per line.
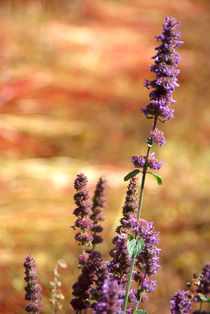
115, 176, 138, 235
24, 255, 43, 313
94, 279, 121, 314
108, 234, 131, 286
71, 251, 99, 311
132, 152, 163, 170
73, 173, 93, 247
108, 178, 139, 286
142, 16, 183, 121
170, 290, 192, 314
134, 219, 161, 296
91, 256, 108, 302
150, 128, 166, 146
91, 176, 107, 246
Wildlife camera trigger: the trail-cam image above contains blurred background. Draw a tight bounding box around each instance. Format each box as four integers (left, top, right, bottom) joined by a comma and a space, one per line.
0, 0, 209, 313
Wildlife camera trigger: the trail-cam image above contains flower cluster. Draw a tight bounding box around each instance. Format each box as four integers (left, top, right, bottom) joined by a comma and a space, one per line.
93, 279, 121, 314
142, 16, 183, 121
71, 250, 100, 311
132, 152, 163, 170
150, 128, 166, 146
24, 255, 43, 313
108, 234, 131, 286
90, 176, 107, 247
134, 219, 161, 295
115, 176, 138, 235
73, 173, 93, 246
170, 290, 192, 314
108, 177, 139, 286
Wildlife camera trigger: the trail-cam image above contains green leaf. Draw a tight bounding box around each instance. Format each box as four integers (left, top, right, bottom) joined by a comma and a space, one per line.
134, 310, 148, 314
124, 169, 140, 181
198, 293, 210, 303
149, 172, 163, 185
158, 118, 167, 123
136, 288, 144, 301
127, 236, 145, 258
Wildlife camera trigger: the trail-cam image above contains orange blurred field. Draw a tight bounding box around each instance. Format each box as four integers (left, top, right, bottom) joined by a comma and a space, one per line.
0, 0, 209, 313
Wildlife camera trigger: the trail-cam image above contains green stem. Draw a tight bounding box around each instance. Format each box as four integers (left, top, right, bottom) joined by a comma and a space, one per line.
123, 117, 157, 312
123, 258, 135, 312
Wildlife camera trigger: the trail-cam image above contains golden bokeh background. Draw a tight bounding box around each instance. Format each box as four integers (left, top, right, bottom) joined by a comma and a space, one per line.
0, 0, 209, 313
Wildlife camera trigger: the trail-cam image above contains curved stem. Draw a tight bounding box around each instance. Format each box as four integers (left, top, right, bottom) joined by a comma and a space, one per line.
123, 117, 158, 312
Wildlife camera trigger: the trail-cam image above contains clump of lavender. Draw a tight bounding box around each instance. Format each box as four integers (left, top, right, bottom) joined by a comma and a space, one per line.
73, 173, 93, 251
90, 176, 107, 248
24, 255, 43, 313
49, 259, 67, 314
93, 279, 121, 314
170, 290, 192, 314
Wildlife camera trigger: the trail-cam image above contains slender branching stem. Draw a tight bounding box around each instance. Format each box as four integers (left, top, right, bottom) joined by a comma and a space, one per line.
123, 117, 157, 312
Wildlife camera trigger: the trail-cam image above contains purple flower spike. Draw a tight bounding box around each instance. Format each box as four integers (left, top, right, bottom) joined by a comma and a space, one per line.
115, 176, 139, 235
170, 290, 191, 314
72, 173, 93, 246
134, 219, 161, 296
150, 128, 166, 146
142, 16, 183, 121
24, 255, 43, 313
108, 234, 131, 286
91, 176, 107, 246
94, 279, 121, 314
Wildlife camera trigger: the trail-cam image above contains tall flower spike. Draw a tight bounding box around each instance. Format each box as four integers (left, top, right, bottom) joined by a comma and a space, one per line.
73, 173, 93, 248
115, 176, 138, 236
71, 250, 103, 311
24, 255, 43, 313
94, 279, 121, 314
142, 16, 183, 121
91, 176, 107, 247
108, 234, 131, 286
108, 177, 138, 286
133, 219, 161, 306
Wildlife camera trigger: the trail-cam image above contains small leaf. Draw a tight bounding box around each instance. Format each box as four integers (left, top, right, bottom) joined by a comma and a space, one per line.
124, 169, 140, 181
134, 310, 148, 314
158, 118, 167, 123
198, 293, 210, 303
127, 236, 145, 258
77, 265, 82, 269
149, 172, 163, 185
136, 288, 144, 301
